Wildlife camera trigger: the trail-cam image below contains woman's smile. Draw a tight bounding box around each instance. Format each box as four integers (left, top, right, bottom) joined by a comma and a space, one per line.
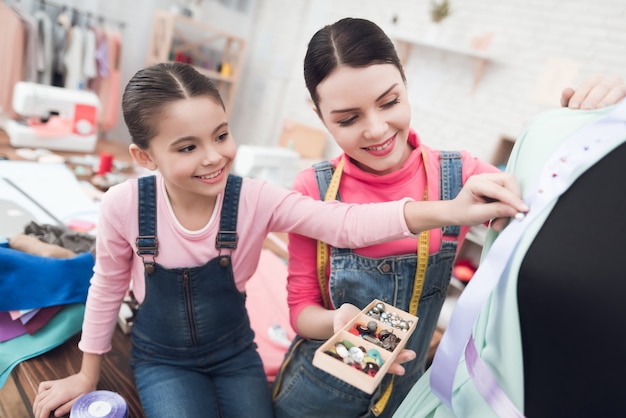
362, 134, 396, 156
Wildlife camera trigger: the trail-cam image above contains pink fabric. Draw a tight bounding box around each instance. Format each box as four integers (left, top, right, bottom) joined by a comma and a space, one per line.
0, 311, 27, 342
287, 130, 498, 332
246, 249, 295, 382
0, 4, 24, 119
97, 29, 121, 132
23, 305, 62, 335
78, 174, 413, 354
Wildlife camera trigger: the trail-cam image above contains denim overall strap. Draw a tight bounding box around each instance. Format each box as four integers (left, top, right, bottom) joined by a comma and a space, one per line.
313, 160, 341, 202
131, 173, 272, 417
439, 151, 462, 237
136, 175, 158, 273
216, 175, 242, 250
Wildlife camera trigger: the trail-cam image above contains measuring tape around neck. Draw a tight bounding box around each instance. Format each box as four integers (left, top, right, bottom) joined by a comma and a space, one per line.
315, 151, 431, 416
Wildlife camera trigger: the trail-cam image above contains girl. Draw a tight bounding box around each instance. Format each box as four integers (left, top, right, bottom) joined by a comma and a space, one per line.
31, 62, 526, 418
271, 17, 626, 418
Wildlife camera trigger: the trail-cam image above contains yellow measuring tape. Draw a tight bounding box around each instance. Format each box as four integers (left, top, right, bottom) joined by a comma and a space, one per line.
316, 157, 346, 309
316, 152, 430, 416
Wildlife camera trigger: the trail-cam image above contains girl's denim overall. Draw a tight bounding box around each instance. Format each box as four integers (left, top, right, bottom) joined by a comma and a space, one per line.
272, 152, 462, 418
130, 175, 273, 418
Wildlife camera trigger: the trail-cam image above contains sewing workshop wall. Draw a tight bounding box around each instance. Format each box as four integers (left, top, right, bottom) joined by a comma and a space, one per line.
1, 0, 256, 142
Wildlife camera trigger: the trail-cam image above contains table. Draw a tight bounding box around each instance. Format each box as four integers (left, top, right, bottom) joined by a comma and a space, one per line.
0, 129, 131, 165
12, 330, 144, 418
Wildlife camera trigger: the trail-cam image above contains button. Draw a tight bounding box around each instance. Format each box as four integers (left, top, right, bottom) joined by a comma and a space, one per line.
219, 257, 230, 267
145, 264, 155, 274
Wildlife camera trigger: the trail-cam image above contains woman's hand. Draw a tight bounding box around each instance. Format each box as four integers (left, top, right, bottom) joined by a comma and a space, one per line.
452, 172, 527, 231
561, 74, 626, 109
33, 372, 97, 418
333, 304, 417, 376
386, 349, 417, 376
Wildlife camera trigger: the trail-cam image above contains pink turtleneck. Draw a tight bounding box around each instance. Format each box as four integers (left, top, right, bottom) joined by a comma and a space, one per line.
286, 129, 498, 332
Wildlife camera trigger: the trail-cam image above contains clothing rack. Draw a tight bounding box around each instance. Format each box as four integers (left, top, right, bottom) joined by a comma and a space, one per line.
33, 0, 126, 29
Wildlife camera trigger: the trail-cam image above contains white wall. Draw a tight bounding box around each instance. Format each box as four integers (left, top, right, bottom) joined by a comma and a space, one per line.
14, 0, 625, 163
232, 0, 626, 164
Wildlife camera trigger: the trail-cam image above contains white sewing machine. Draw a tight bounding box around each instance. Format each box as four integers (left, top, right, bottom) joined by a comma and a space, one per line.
233, 145, 301, 189
5, 82, 100, 153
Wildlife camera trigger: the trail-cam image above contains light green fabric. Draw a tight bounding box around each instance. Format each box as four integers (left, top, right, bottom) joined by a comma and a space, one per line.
393, 104, 623, 418
0, 303, 85, 388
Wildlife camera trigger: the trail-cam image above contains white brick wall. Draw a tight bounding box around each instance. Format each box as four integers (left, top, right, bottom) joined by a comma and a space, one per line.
231, 0, 626, 165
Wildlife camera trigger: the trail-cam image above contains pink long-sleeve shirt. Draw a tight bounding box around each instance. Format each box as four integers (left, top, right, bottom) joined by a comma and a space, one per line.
287, 130, 498, 332
78, 173, 414, 354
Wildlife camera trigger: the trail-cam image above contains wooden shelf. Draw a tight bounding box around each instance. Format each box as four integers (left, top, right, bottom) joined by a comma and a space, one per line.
145, 10, 246, 115
393, 35, 492, 94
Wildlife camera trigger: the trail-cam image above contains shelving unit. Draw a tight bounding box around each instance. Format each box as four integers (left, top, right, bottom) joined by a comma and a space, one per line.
145, 10, 246, 115
393, 35, 492, 94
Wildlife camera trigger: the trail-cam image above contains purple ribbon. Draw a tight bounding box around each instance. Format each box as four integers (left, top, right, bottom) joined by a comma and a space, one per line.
430, 100, 626, 416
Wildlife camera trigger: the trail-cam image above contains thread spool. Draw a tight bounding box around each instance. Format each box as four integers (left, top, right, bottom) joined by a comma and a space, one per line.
70, 391, 129, 418
97, 153, 114, 175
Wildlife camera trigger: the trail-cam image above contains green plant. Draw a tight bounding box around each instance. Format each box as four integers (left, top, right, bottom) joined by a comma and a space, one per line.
430, 0, 451, 23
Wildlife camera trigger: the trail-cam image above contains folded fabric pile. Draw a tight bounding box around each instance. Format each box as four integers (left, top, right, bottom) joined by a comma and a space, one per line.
0, 222, 95, 388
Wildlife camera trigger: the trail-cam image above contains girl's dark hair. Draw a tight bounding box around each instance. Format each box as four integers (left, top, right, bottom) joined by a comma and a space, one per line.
122, 62, 225, 149
304, 17, 406, 110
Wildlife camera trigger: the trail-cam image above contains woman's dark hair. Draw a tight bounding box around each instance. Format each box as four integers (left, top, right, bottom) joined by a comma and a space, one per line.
122, 62, 225, 149
304, 17, 406, 110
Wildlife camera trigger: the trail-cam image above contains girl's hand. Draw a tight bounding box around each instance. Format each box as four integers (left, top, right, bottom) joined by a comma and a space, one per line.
33, 373, 97, 418
561, 74, 626, 109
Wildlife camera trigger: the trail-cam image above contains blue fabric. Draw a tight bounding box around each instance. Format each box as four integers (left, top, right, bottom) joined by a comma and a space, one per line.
130, 174, 272, 418
0, 247, 94, 311
0, 303, 85, 388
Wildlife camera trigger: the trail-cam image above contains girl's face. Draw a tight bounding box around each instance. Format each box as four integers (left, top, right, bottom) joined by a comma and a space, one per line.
316, 64, 412, 175
132, 97, 237, 210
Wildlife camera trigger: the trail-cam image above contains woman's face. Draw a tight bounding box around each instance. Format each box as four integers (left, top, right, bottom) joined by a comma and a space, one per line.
315, 64, 412, 175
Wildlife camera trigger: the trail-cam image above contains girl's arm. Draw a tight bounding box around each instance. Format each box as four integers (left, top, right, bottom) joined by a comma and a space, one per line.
403, 171, 527, 233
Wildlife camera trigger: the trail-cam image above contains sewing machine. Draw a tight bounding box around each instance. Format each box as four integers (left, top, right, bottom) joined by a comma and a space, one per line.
5, 82, 100, 153
233, 145, 301, 188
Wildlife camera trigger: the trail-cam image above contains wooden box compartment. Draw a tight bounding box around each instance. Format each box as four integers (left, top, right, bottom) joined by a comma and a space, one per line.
312, 299, 418, 394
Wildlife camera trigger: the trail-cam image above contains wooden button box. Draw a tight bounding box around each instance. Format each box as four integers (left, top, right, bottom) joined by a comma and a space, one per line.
312, 299, 418, 394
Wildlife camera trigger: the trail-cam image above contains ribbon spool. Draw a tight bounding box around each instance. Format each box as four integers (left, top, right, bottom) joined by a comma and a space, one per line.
70, 390, 129, 418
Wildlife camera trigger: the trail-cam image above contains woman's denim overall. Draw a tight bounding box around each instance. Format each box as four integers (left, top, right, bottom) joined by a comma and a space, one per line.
272, 152, 462, 418
130, 175, 273, 418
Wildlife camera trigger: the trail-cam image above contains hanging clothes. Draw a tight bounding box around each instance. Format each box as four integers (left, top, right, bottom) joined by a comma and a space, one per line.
10, 4, 38, 83
82, 25, 97, 86
98, 27, 122, 131
0, 3, 25, 118
34, 9, 54, 85
88, 22, 109, 93
51, 8, 71, 87
63, 23, 84, 89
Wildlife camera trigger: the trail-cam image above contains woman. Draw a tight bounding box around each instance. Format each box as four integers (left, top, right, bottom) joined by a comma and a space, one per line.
272, 17, 625, 418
